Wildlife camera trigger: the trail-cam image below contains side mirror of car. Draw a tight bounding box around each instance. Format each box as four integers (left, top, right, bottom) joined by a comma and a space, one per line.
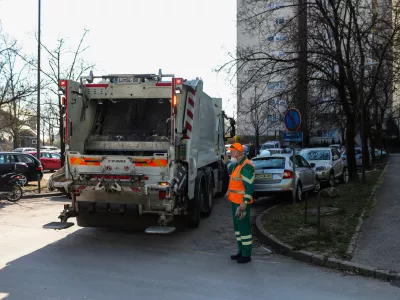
310, 163, 316, 168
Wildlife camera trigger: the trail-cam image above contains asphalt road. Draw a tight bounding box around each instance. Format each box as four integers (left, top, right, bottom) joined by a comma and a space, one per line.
0, 195, 399, 300
352, 154, 400, 272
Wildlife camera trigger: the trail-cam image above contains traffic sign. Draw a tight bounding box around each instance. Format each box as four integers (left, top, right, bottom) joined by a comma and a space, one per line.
284, 108, 301, 132
283, 131, 303, 143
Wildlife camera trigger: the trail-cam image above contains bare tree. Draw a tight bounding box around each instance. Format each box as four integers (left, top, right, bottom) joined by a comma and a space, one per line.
0, 28, 37, 148
218, 0, 400, 181
25, 29, 94, 163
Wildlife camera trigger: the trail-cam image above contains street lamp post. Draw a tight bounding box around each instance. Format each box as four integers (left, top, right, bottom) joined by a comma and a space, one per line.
359, 61, 378, 184
37, 0, 41, 193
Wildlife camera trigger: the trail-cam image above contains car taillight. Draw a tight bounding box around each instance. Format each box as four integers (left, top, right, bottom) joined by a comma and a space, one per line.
36, 166, 43, 171
159, 190, 166, 199
283, 170, 293, 179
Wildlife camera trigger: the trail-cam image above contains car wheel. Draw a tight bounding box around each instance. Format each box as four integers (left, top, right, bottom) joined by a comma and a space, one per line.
340, 168, 349, 184
296, 184, 303, 202
314, 179, 321, 193
17, 173, 28, 187
329, 172, 335, 187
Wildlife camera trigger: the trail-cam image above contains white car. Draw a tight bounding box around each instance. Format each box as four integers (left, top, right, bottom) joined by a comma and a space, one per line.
12, 147, 37, 153
299, 147, 348, 188
40, 146, 61, 153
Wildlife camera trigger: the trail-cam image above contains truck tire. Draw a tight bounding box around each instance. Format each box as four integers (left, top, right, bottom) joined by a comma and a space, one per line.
187, 171, 205, 228
76, 215, 90, 227
214, 164, 229, 198
202, 167, 214, 217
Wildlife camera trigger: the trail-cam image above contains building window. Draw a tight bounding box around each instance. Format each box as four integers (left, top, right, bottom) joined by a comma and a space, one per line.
276, 18, 285, 25
267, 114, 279, 122
267, 34, 286, 42
32, 139, 37, 145
267, 81, 285, 90
268, 2, 285, 10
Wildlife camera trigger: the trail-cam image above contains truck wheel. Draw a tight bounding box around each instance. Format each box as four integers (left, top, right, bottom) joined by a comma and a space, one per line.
76, 215, 90, 227
214, 164, 229, 198
187, 171, 205, 228
202, 167, 214, 217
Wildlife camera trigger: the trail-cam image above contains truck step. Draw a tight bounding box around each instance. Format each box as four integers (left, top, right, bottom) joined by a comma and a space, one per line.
43, 222, 75, 230
145, 226, 176, 235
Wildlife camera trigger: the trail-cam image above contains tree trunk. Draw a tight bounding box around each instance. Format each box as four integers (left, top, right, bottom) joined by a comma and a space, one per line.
346, 121, 359, 181
13, 130, 20, 149
361, 112, 370, 170
255, 127, 260, 150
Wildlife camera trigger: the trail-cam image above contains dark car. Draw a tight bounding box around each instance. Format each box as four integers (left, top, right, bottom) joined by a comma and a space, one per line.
244, 144, 257, 159
0, 152, 43, 186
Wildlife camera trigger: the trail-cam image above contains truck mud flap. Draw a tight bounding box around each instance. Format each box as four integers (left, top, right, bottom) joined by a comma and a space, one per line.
145, 226, 176, 234
43, 222, 75, 230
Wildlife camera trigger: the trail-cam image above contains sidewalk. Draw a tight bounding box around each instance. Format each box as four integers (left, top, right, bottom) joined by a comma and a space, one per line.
352, 154, 400, 272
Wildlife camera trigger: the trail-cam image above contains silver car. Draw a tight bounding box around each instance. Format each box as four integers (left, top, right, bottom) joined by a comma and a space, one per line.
299, 147, 348, 188
252, 154, 317, 202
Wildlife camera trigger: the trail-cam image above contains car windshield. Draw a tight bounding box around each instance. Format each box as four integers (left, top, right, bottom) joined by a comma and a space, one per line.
261, 144, 275, 150
252, 157, 286, 169
301, 150, 330, 161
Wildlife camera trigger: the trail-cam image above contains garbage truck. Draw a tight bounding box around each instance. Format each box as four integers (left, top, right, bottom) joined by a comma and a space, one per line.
44, 70, 235, 234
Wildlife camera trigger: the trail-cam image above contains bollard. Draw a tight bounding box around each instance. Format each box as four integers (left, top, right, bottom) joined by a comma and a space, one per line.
317, 191, 321, 238
37, 173, 41, 194
304, 191, 308, 224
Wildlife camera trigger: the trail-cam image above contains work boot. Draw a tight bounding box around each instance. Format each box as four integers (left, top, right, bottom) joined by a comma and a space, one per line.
237, 256, 251, 264
231, 253, 242, 260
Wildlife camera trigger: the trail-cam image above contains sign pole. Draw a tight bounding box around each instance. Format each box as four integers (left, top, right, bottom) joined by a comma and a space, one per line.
283, 108, 302, 207
292, 142, 296, 205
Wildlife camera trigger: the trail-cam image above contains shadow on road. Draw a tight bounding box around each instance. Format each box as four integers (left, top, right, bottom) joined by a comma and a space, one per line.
0, 195, 278, 299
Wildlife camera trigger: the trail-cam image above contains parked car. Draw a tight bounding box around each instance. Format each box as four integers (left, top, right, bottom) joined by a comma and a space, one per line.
258, 141, 281, 154
27, 151, 61, 171
40, 146, 61, 153
341, 147, 363, 168
299, 147, 348, 188
0, 152, 43, 186
329, 144, 341, 150
259, 148, 289, 157
12, 147, 37, 153
244, 144, 256, 159
252, 154, 317, 202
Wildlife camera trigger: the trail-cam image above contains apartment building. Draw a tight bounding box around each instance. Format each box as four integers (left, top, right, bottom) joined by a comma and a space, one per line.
236, 0, 344, 144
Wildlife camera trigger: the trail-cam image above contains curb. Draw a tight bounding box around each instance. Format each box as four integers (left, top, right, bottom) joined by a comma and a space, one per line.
346, 162, 389, 257
22, 192, 64, 199
255, 164, 400, 282
256, 209, 400, 282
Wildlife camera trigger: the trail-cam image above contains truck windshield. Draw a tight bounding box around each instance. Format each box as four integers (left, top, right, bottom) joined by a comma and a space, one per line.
87, 98, 171, 142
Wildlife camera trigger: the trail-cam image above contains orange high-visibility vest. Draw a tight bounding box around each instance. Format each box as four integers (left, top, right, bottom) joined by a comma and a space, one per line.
228, 158, 254, 204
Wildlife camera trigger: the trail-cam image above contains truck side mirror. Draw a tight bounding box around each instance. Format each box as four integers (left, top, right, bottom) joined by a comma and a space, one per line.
230, 127, 235, 137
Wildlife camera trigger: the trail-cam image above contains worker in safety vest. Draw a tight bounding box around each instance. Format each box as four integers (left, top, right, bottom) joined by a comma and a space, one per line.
224, 142, 255, 264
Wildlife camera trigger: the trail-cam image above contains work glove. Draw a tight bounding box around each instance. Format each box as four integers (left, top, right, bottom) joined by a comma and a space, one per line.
235, 206, 247, 220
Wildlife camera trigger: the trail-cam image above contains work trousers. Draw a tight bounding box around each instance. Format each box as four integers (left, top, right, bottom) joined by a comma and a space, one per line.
231, 202, 252, 257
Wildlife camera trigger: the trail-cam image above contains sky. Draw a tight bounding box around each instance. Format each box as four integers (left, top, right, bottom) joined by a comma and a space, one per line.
0, 0, 237, 117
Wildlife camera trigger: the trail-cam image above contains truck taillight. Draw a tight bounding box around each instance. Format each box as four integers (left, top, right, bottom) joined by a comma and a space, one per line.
144, 176, 149, 180
172, 95, 177, 107
159, 190, 166, 199
61, 96, 66, 106
283, 170, 293, 179
60, 80, 67, 87
175, 78, 183, 85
